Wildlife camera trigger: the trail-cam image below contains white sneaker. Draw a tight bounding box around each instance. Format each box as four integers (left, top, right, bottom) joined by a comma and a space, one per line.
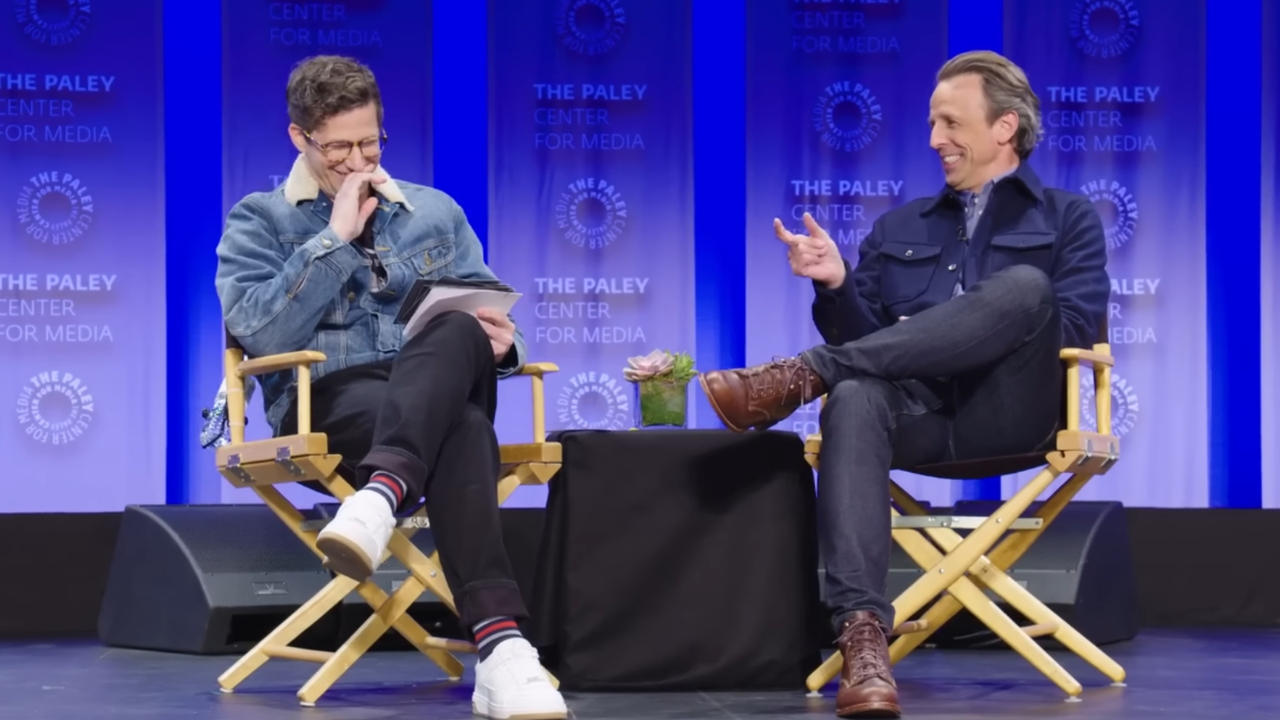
315, 490, 394, 581
472, 638, 568, 720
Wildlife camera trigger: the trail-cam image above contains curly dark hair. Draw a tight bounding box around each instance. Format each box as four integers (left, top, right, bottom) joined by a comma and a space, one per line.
286, 55, 383, 131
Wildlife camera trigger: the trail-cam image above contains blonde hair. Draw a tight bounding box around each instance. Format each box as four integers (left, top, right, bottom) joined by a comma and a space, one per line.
937, 51, 1041, 159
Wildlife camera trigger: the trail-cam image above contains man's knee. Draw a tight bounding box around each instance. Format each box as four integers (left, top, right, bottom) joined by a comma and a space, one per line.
820, 377, 896, 430
427, 309, 485, 335
409, 310, 488, 349
995, 264, 1054, 308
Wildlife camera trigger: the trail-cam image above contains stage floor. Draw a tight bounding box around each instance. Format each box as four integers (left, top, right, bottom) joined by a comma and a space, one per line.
1, 628, 1275, 719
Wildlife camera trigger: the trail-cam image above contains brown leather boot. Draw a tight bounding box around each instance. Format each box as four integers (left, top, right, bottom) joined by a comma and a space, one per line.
698, 356, 827, 432
834, 611, 900, 718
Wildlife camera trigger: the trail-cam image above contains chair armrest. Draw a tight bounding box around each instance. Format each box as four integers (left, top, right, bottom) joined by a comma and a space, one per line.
1058, 348, 1114, 367
517, 362, 560, 377
229, 350, 326, 437
236, 351, 327, 377
515, 362, 559, 443
1061, 343, 1114, 434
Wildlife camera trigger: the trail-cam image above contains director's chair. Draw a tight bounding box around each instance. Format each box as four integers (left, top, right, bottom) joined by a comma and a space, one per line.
804, 332, 1127, 700
212, 331, 561, 705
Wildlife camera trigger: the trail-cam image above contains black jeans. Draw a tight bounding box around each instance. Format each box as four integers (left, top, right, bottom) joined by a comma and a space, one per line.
282, 311, 525, 627
801, 265, 1065, 630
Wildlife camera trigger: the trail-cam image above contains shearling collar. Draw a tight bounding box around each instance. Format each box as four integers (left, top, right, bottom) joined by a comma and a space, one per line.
281, 154, 414, 211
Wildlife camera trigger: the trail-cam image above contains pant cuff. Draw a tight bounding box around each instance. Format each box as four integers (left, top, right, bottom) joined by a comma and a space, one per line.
357, 445, 428, 500
458, 579, 528, 628
800, 347, 837, 389
832, 605, 894, 633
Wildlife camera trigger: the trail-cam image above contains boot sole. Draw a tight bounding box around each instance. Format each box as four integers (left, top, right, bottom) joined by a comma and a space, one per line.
835, 701, 901, 718
698, 375, 746, 433
316, 532, 375, 581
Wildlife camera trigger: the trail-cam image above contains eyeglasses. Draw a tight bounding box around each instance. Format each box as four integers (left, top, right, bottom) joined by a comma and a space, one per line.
303, 129, 388, 164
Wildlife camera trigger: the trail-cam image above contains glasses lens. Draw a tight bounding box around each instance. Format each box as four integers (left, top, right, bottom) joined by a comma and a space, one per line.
323, 142, 354, 163
359, 137, 384, 160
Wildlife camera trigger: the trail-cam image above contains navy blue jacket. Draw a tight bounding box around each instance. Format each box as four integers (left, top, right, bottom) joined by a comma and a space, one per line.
812, 163, 1110, 350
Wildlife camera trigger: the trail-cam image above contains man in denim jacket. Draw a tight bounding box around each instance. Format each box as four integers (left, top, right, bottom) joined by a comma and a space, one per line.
700, 52, 1109, 718
215, 55, 565, 720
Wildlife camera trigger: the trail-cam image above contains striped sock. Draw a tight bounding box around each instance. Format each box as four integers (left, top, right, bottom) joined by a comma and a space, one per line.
472, 616, 522, 661
363, 471, 408, 512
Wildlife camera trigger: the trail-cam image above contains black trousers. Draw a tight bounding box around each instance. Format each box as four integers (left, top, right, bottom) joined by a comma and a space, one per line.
801, 265, 1065, 629
283, 311, 525, 626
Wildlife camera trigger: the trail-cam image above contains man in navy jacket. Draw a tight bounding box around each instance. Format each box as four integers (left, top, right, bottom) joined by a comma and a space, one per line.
701, 51, 1108, 718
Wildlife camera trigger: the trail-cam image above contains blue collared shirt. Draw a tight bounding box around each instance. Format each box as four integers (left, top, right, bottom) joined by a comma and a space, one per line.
953, 167, 1017, 296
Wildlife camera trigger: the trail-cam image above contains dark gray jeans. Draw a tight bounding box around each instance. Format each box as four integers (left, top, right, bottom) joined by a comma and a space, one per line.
801, 265, 1064, 629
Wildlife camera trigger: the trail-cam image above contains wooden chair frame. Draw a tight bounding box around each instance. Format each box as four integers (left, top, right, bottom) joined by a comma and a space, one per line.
212, 338, 561, 705
803, 341, 1127, 700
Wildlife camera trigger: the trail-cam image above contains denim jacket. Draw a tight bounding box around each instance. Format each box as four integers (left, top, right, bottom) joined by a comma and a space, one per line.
214, 156, 526, 434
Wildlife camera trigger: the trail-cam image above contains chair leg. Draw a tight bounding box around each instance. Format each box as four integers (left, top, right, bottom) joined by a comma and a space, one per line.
805, 520, 986, 691
894, 470, 1126, 684
809, 464, 1085, 694
807, 575, 1087, 698
350, 579, 470, 678
887, 465, 1062, 624
217, 575, 358, 692
389, 532, 460, 615
893, 522, 1084, 697
805, 652, 843, 693
888, 593, 963, 664
297, 575, 444, 706
944, 575, 1083, 697
986, 468, 1094, 569
226, 475, 513, 704
388, 501, 561, 690
971, 560, 1126, 684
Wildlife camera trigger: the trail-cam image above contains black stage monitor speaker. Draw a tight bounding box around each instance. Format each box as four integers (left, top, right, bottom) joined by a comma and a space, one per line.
887, 500, 1138, 647
98, 504, 548, 655
98, 504, 337, 654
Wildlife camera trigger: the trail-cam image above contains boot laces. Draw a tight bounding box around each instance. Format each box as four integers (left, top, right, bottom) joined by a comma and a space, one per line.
744, 357, 814, 405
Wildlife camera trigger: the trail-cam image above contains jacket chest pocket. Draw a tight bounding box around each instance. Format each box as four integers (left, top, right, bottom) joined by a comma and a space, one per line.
408, 235, 457, 278
383, 235, 456, 296
986, 231, 1055, 275
878, 241, 943, 304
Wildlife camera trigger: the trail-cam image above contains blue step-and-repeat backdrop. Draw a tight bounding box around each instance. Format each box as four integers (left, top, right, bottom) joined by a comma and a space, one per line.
2, 1, 1275, 512
3, 1, 165, 511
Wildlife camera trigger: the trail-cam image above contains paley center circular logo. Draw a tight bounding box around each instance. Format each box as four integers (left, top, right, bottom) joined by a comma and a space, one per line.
16, 170, 95, 246
16, 370, 95, 445
1069, 0, 1140, 59
556, 0, 626, 56
554, 177, 628, 250
812, 81, 883, 152
1081, 371, 1139, 439
15, 0, 92, 46
1081, 179, 1138, 251
556, 371, 630, 430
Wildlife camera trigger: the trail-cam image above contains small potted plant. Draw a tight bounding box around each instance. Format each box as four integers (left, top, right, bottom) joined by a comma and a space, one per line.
623, 349, 697, 428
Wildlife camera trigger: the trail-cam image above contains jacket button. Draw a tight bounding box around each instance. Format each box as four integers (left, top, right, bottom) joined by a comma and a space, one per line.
948, 264, 958, 271
347, 291, 356, 301
904, 249, 914, 257
321, 239, 332, 248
